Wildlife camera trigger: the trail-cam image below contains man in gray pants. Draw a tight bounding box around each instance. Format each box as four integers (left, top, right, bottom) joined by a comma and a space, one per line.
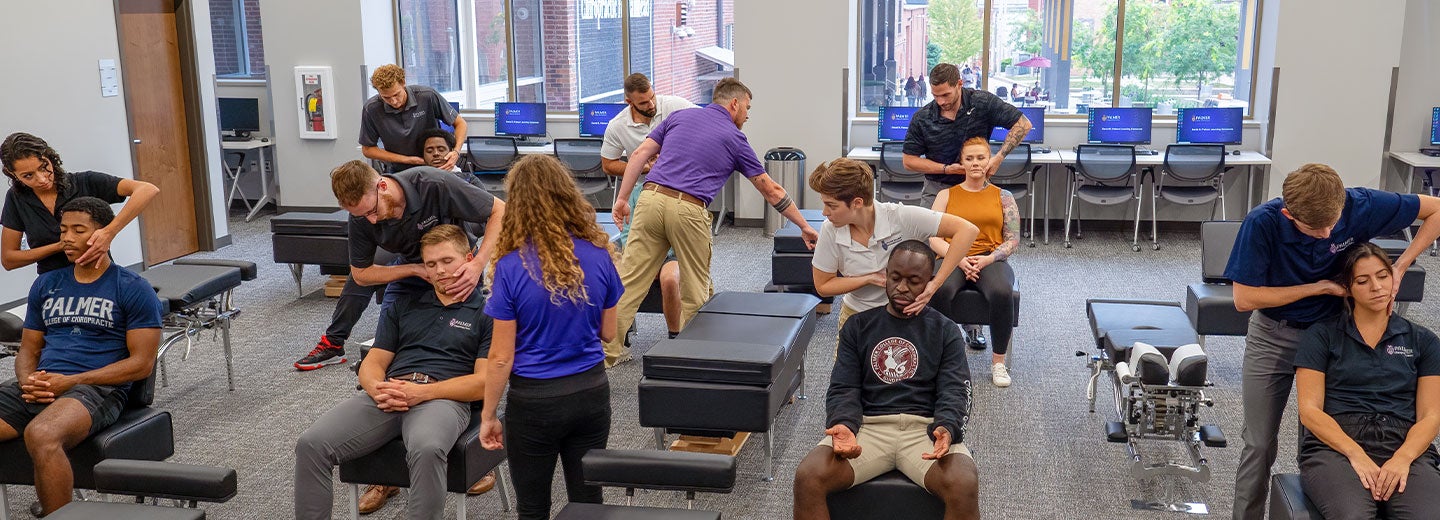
1225, 163, 1440, 518
295, 225, 492, 519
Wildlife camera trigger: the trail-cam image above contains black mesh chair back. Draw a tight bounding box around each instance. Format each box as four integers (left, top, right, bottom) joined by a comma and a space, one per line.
465, 136, 519, 173
878, 141, 926, 203
1073, 144, 1138, 183
988, 143, 1032, 186
554, 138, 609, 196
1163, 144, 1227, 183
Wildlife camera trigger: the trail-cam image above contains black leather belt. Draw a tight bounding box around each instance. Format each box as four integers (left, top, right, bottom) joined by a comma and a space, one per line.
1258, 309, 1315, 330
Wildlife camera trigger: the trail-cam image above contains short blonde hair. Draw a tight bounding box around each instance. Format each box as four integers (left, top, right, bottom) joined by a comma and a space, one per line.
330, 160, 379, 207
370, 64, 406, 90
1282, 163, 1346, 227
808, 158, 874, 206
420, 224, 470, 258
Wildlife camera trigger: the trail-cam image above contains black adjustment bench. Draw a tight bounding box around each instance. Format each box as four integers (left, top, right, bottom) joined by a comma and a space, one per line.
338, 410, 511, 519
1185, 221, 1250, 343
768, 211, 833, 313
0, 369, 173, 520
1269, 473, 1321, 520
43, 459, 237, 519
826, 470, 945, 520
141, 259, 257, 391
554, 449, 735, 519
639, 292, 819, 481
271, 210, 350, 297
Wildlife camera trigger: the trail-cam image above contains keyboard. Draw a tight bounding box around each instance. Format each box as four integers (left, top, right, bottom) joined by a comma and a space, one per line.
221, 135, 251, 142
1136, 148, 1160, 156
1032, 146, 1053, 154
871, 145, 884, 152
516, 139, 551, 147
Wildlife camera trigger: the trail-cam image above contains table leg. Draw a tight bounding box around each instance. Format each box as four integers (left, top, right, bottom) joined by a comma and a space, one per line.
1043, 164, 1052, 245
246, 146, 274, 222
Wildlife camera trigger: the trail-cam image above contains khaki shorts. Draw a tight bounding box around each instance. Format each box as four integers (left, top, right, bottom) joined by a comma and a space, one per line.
819, 413, 972, 488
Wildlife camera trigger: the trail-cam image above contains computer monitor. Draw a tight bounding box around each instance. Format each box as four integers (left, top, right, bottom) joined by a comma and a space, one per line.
1176, 107, 1243, 145
1431, 107, 1440, 146
494, 102, 547, 138
218, 97, 260, 135
1087, 107, 1153, 145
578, 103, 627, 138
989, 107, 1046, 143
877, 106, 920, 143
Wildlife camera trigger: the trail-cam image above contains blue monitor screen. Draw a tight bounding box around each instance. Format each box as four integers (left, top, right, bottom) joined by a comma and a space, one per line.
1176, 107, 1243, 145
1087, 107, 1153, 144
494, 102, 547, 137
877, 106, 920, 142
1431, 107, 1440, 145
989, 107, 1046, 143
578, 103, 627, 138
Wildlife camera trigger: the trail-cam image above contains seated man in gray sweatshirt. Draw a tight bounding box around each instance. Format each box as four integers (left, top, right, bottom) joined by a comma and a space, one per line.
792, 239, 978, 520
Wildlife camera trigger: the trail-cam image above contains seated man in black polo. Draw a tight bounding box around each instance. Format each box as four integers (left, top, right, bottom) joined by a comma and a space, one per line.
792, 239, 978, 520
295, 224, 494, 519
0, 196, 163, 516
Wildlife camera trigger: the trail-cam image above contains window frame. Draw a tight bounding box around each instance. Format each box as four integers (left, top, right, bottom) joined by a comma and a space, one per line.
852, 0, 1265, 122
214, 0, 265, 79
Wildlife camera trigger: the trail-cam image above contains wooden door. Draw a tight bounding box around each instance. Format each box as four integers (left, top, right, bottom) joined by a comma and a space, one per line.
118, 0, 199, 264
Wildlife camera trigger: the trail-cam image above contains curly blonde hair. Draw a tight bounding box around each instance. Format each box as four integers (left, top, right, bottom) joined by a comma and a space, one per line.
488, 154, 614, 305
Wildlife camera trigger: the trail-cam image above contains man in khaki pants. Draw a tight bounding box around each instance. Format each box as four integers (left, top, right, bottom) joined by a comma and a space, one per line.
608, 77, 818, 366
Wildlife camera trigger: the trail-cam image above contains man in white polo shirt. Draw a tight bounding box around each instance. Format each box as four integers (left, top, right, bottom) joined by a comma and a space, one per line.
600, 73, 695, 345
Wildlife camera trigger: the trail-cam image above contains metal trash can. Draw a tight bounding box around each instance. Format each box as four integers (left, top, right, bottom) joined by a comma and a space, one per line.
763, 147, 806, 237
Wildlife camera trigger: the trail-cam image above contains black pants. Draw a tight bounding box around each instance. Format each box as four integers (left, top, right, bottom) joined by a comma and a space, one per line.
1299, 413, 1440, 519
506, 383, 611, 519
933, 260, 1016, 355
322, 276, 381, 347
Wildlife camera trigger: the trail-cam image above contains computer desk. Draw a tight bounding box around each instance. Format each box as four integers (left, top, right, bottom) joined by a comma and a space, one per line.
845, 147, 1271, 244
1386, 151, 1440, 254
221, 139, 276, 222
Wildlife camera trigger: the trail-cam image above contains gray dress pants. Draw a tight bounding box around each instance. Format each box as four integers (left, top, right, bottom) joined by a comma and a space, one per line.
294, 393, 470, 520
1233, 311, 1306, 520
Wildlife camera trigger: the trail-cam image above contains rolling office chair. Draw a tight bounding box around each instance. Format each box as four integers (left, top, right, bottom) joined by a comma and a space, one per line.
552, 137, 610, 205
1147, 144, 1230, 250
464, 136, 520, 195
877, 142, 927, 204
1064, 144, 1144, 251
989, 143, 1041, 247
221, 151, 253, 213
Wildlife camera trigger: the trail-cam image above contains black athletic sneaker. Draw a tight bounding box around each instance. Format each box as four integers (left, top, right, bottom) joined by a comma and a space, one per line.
295, 337, 347, 371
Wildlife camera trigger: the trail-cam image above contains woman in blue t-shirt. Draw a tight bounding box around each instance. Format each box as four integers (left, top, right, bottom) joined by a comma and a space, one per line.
479, 154, 622, 519
1, 132, 158, 273
1294, 242, 1440, 518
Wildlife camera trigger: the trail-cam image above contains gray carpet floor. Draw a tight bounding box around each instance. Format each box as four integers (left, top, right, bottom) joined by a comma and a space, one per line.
4, 208, 1439, 519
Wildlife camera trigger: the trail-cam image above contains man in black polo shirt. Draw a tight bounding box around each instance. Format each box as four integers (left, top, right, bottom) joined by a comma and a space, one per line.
902, 63, 1031, 201
293, 161, 503, 373
360, 64, 466, 173
295, 224, 494, 519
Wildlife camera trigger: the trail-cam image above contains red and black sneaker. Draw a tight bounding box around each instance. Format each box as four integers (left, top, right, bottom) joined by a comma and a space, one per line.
295, 337, 347, 371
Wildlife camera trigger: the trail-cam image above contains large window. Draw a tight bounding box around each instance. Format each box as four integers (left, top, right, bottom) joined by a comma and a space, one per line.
862, 0, 1258, 117
401, 0, 733, 112
210, 0, 266, 78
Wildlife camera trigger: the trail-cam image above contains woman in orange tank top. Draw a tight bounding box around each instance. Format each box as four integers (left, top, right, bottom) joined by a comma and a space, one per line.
929, 137, 1021, 388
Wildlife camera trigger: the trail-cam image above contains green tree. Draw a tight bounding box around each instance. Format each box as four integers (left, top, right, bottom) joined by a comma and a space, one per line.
927, 42, 942, 71
929, 0, 983, 67
1071, 8, 1116, 98
1008, 8, 1043, 56
1119, 0, 1164, 96
1164, 0, 1239, 95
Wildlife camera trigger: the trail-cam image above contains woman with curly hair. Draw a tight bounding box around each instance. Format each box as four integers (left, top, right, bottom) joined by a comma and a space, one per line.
1, 132, 158, 273
479, 154, 622, 519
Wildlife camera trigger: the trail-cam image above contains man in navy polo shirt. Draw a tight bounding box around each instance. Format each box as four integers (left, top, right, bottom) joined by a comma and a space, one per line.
295, 224, 494, 519
605, 77, 819, 366
1227, 163, 1440, 519
0, 197, 163, 516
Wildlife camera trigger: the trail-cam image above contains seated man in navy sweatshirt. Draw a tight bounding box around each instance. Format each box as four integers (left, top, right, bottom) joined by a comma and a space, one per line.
792, 239, 978, 520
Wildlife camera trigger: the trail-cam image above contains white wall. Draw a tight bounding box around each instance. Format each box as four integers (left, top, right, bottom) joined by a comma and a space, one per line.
1266, 0, 1407, 193
1390, 0, 1440, 152
0, 1, 142, 304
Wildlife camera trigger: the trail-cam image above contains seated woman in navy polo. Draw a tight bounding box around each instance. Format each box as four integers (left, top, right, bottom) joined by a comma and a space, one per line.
1294, 242, 1440, 519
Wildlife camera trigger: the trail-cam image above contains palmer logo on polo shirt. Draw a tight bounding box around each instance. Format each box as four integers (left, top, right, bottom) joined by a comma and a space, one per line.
417, 216, 439, 231
448, 318, 473, 331
1386, 344, 1415, 357
1329, 237, 1355, 255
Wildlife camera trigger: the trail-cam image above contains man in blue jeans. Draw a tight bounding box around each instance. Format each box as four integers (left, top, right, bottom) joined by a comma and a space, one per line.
1227, 163, 1440, 518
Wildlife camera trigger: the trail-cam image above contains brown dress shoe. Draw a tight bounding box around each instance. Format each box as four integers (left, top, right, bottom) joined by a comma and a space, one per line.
467, 471, 497, 495
358, 485, 400, 514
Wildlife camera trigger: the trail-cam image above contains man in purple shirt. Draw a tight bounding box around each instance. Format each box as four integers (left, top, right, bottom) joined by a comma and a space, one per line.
607, 77, 818, 366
